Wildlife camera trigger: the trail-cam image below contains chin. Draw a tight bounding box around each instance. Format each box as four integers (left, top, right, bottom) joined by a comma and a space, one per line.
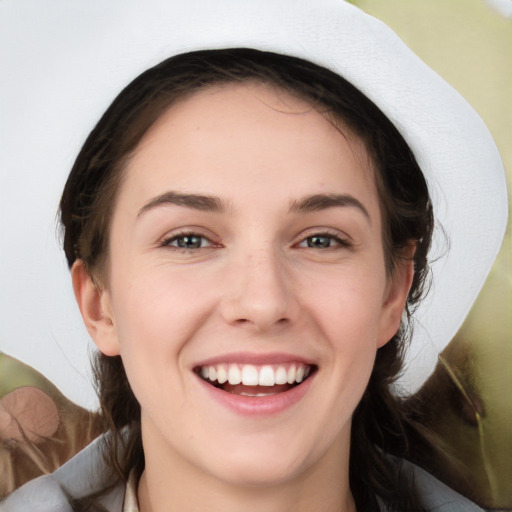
216, 461, 305, 488
200, 439, 316, 488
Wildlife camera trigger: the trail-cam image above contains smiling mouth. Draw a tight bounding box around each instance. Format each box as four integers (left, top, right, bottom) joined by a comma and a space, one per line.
194, 363, 316, 397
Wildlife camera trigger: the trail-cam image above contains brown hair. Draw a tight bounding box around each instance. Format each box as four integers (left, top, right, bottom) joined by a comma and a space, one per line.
60, 48, 434, 511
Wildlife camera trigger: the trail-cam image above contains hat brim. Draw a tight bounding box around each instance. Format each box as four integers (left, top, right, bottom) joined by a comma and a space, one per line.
0, 0, 507, 409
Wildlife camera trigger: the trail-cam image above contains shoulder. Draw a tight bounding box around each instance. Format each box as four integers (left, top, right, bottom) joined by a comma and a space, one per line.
0, 435, 125, 512
378, 456, 486, 512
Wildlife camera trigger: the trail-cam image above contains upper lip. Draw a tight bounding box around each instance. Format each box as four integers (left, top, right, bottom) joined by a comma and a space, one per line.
193, 352, 316, 368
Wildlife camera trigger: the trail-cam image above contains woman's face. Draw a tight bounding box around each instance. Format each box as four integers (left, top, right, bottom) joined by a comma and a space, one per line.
75, 83, 411, 487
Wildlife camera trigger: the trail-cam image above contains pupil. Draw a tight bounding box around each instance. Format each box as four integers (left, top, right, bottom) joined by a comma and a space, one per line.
178, 235, 202, 248
308, 236, 331, 248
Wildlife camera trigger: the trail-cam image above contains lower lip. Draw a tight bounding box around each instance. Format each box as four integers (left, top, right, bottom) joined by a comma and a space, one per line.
196, 374, 315, 417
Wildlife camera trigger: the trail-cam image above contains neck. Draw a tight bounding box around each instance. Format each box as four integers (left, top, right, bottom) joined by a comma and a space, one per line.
137, 423, 356, 512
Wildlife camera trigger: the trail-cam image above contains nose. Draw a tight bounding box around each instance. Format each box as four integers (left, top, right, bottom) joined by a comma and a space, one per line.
220, 247, 299, 332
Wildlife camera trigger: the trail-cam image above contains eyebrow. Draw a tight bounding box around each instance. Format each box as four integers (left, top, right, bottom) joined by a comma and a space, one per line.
137, 191, 228, 217
288, 193, 371, 223
137, 190, 370, 223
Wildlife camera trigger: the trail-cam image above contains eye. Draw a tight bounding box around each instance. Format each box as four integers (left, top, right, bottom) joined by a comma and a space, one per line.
160, 233, 214, 250
298, 233, 351, 249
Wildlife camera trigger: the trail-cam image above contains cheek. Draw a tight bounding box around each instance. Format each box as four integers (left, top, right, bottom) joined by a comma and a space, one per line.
302, 264, 386, 393
304, 264, 387, 338
106, 263, 224, 408
107, 269, 211, 417
111, 263, 217, 340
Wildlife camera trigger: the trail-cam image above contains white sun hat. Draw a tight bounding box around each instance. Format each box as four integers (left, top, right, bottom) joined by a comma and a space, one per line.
0, 0, 507, 410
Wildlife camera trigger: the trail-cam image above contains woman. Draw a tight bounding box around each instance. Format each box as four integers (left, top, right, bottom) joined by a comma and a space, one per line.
1, 1, 507, 511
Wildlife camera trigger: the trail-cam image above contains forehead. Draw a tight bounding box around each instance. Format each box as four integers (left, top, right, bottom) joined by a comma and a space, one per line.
122, 82, 376, 196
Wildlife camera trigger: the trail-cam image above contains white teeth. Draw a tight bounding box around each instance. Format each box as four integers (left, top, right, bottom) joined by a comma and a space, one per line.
199, 363, 313, 387
227, 365, 242, 385
287, 366, 296, 384
258, 365, 275, 386
217, 365, 228, 384
241, 365, 259, 386
275, 366, 288, 385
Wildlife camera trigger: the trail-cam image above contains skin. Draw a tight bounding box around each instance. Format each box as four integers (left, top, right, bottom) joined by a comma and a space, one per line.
73, 83, 414, 512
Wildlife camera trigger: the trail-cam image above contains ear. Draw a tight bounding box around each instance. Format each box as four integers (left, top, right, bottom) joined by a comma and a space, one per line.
71, 260, 120, 356
377, 246, 416, 348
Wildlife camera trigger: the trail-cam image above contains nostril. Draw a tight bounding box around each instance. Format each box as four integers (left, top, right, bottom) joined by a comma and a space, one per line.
233, 317, 289, 328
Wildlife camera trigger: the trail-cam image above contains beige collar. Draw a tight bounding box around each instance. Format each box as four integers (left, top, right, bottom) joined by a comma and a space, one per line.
123, 470, 140, 512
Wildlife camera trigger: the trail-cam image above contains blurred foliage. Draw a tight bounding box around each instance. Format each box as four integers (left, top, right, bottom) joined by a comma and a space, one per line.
354, 0, 511, 509
0, 353, 52, 397
0, 353, 103, 498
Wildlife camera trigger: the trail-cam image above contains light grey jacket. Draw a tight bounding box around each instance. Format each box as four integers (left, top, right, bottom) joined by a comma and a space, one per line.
1, 434, 485, 511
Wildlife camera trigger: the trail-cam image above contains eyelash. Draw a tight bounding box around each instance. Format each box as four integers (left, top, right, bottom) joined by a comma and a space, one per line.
159, 230, 351, 252
296, 232, 352, 250
158, 232, 216, 251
